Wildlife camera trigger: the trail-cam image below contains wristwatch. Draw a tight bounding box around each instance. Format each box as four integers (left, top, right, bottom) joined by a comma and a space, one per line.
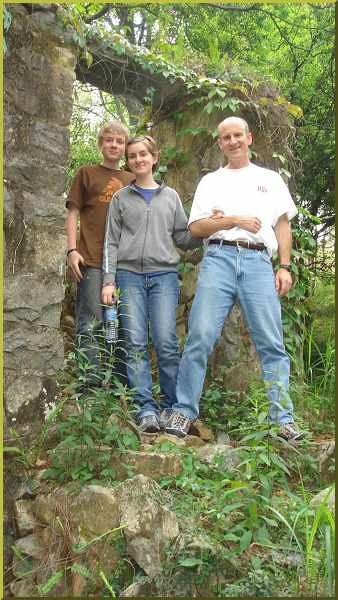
279, 263, 292, 272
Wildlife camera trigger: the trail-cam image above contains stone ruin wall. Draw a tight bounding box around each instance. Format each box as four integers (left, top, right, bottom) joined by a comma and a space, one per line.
4, 5, 77, 441
3, 2, 78, 576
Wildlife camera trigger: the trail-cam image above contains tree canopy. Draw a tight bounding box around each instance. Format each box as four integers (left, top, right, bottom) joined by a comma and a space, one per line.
60, 2, 334, 238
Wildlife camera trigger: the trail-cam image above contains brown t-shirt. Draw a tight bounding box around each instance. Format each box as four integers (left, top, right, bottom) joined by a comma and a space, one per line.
66, 164, 135, 268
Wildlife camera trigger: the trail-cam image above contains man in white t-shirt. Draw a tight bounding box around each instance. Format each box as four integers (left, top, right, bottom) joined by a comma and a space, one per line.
164, 116, 305, 441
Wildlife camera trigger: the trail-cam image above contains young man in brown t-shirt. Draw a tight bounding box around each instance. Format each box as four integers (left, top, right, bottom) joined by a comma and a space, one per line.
66, 121, 134, 386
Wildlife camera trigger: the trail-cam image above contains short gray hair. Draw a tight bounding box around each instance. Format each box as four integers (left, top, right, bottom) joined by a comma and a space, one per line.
217, 116, 250, 135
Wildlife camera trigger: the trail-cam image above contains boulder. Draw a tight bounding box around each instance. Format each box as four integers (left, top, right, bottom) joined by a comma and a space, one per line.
310, 485, 335, 513
52, 442, 182, 481
14, 533, 46, 560
10, 578, 39, 597
109, 450, 182, 481
14, 499, 38, 536
32, 475, 179, 581
318, 440, 335, 483
116, 474, 179, 577
189, 419, 214, 441
120, 581, 156, 597
195, 443, 240, 471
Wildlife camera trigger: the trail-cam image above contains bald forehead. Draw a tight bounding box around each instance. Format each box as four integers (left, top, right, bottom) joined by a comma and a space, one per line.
218, 117, 250, 135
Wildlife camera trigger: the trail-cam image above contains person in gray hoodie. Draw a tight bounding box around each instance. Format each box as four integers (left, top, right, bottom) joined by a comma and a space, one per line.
102, 135, 219, 433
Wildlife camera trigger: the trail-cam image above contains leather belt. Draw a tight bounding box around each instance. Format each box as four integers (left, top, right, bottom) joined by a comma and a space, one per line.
208, 239, 266, 251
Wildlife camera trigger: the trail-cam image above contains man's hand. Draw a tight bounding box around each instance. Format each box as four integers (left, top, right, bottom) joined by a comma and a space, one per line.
275, 268, 292, 297
237, 215, 262, 233
101, 283, 117, 305
210, 207, 225, 219
67, 250, 86, 282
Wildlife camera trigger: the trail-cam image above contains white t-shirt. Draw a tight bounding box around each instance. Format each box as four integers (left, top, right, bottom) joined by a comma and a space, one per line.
188, 163, 298, 256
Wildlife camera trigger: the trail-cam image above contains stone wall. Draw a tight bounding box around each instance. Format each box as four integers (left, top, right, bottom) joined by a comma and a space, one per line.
4, 4, 77, 437
3, 4, 77, 581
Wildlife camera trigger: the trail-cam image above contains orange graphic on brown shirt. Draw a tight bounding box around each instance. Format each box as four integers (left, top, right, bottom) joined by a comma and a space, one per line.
98, 178, 124, 203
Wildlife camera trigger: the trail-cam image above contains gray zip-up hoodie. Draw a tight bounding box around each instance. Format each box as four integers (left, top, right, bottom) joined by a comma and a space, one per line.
103, 182, 202, 283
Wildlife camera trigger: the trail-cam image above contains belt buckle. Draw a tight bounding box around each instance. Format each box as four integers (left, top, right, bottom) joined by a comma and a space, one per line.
237, 240, 250, 249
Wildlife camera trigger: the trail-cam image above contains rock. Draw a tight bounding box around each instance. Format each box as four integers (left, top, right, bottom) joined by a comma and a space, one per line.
111, 450, 182, 481
10, 578, 39, 597
186, 533, 216, 554
53, 442, 182, 481
34, 476, 178, 580
216, 431, 231, 445
139, 443, 153, 452
189, 420, 214, 441
140, 432, 159, 445
12, 554, 36, 579
310, 485, 335, 513
184, 435, 206, 448
318, 440, 335, 483
120, 581, 156, 597
155, 433, 205, 448
14, 533, 46, 560
155, 433, 186, 447
270, 550, 302, 567
116, 474, 179, 577
33, 489, 66, 529
68, 485, 121, 537
195, 443, 240, 471
14, 499, 37, 536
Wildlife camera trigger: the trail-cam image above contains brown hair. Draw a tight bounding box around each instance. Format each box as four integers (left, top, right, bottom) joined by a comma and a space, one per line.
126, 136, 159, 171
126, 135, 159, 158
97, 121, 129, 148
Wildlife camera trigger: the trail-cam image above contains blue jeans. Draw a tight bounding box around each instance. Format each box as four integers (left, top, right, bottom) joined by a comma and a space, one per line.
116, 270, 180, 420
173, 244, 294, 424
75, 267, 127, 385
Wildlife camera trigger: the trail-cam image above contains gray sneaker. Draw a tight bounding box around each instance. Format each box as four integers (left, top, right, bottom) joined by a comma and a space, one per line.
165, 411, 191, 438
138, 414, 160, 433
159, 408, 175, 430
278, 423, 306, 442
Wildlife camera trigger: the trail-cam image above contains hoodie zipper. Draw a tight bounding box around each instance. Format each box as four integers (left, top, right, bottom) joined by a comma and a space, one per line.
130, 183, 164, 273
140, 207, 150, 273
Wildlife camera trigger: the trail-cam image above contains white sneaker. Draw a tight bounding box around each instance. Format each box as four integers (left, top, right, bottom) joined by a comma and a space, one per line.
165, 411, 191, 438
159, 408, 175, 430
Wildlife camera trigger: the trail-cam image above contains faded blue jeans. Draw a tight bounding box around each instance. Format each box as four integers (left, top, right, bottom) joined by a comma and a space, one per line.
116, 270, 180, 420
173, 244, 295, 424
75, 267, 127, 385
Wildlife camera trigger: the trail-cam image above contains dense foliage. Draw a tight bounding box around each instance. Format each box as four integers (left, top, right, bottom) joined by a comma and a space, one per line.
63, 2, 335, 239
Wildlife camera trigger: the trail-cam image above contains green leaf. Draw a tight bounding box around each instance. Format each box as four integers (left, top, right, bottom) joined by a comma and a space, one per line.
258, 410, 268, 424
287, 103, 304, 119
251, 555, 262, 569
69, 562, 95, 582
258, 453, 271, 466
239, 530, 252, 553
38, 571, 64, 595
222, 502, 243, 514
204, 101, 215, 114
85, 51, 93, 67
179, 557, 203, 567
223, 533, 240, 541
